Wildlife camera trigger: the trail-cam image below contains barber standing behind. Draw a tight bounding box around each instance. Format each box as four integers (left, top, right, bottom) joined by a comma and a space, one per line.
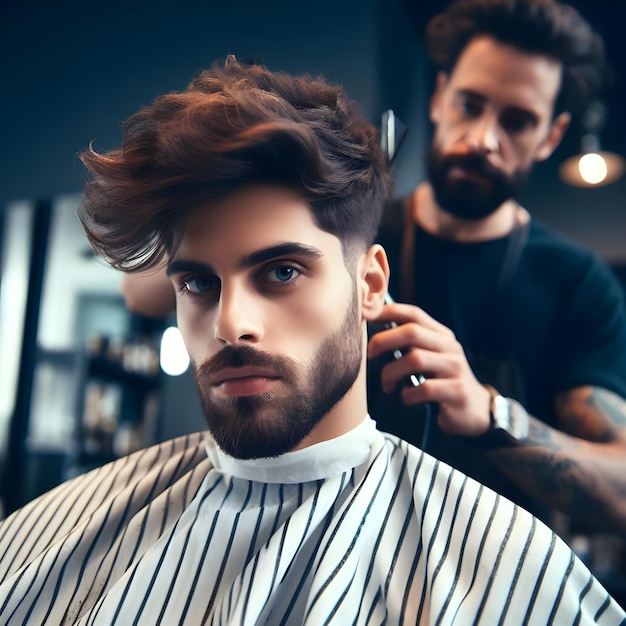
368, 0, 626, 536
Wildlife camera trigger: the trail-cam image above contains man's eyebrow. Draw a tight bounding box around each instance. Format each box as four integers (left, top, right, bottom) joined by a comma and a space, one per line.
457, 88, 486, 102
166, 243, 323, 276
166, 260, 214, 276
239, 242, 323, 269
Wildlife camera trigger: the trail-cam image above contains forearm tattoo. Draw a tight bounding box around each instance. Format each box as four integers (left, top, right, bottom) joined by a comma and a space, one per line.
487, 386, 626, 521
555, 386, 626, 442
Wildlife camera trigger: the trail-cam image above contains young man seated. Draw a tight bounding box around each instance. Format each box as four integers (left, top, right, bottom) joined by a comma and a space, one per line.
0, 57, 623, 625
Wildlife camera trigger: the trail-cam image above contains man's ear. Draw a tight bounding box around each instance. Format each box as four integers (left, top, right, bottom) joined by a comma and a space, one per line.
534, 111, 571, 162
429, 72, 449, 125
359, 244, 389, 320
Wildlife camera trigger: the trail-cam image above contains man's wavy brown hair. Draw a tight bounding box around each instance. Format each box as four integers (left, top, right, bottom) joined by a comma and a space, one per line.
78, 57, 391, 271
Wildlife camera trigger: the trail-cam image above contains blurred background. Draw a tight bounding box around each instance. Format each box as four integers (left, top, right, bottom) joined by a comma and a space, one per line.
1, 0, 625, 595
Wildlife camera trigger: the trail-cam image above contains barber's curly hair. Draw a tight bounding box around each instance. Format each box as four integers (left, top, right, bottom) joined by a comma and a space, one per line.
79, 57, 391, 271
425, 0, 608, 117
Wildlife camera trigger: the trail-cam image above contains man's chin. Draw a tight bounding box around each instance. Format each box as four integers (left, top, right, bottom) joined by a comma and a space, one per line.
211, 422, 304, 459
200, 398, 301, 458
436, 191, 501, 220
440, 203, 499, 221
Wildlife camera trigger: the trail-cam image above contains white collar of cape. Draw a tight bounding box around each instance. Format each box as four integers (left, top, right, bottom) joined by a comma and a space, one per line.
204, 415, 379, 484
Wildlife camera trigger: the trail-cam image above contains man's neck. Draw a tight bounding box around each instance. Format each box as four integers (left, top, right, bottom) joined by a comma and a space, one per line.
413, 184, 528, 243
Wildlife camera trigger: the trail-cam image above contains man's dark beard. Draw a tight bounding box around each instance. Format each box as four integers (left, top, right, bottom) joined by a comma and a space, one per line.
427, 146, 529, 220
193, 293, 362, 459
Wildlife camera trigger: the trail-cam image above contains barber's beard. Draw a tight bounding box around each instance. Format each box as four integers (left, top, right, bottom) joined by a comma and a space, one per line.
193, 293, 362, 459
427, 146, 529, 220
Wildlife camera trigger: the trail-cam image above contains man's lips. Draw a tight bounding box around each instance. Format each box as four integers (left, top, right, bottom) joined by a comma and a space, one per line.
209, 366, 281, 397
209, 366, 280, 386
448, 164, 491, 185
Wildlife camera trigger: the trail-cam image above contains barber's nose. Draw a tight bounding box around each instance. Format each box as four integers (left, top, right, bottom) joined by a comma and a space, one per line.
214, 284, 263, 345
466, 116, 500, 154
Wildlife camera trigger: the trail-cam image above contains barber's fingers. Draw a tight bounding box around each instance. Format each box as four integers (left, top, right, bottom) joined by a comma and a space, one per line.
399, 377, 491, 436
368, 316, 460, 362
373, 302, 454, 333
399, 376, 472, 406
369, 303, 492, 436
378, 348, 465, 393
401, 376, 491, 437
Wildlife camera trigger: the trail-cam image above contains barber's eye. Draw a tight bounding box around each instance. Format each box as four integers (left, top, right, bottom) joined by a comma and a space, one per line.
501, 114, 533, 134
183, 275, 218, 293
461, 99, 482, 117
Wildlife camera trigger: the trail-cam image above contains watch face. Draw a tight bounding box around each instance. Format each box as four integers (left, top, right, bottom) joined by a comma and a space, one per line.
508, 400, 529, 440
492, 396, 510, 429
493, 395, 528, 440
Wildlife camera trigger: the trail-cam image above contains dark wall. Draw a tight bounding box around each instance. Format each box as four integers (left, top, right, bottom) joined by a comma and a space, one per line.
0, 0, 381, 206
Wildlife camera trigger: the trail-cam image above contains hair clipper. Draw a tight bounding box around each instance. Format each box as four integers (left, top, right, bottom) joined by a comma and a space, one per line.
382, 292, 425, 388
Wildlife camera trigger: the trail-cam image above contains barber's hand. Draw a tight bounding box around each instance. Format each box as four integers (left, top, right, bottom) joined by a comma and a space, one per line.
368, 302, 491, 437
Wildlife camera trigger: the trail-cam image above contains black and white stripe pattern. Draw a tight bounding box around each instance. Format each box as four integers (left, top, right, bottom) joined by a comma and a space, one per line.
0, 420, 623, 625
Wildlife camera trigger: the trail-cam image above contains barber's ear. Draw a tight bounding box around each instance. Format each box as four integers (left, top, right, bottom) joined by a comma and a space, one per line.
360, 244, 389, 320
535, 112, 570, 162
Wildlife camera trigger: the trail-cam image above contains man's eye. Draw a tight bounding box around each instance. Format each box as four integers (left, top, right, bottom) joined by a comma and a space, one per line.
460, 99, 481, 117
266, 264, 300, 283
182, 275, 219, 294
501, 115, 532, 134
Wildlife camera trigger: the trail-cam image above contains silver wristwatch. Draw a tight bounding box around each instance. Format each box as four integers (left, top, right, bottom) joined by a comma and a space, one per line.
484, 385, 529, 444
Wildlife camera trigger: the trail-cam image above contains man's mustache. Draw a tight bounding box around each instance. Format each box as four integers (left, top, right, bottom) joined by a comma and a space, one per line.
196, 345, 293, 378
442, 153, 504, 181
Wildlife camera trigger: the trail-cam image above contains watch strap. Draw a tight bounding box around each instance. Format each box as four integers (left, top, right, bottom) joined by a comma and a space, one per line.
473, 385, 529, 448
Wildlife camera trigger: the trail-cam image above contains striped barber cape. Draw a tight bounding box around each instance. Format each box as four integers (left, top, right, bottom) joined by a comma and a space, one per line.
0, 417, 623, 625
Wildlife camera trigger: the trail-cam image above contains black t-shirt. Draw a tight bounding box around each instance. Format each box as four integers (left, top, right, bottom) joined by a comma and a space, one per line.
368, 209, 626, 520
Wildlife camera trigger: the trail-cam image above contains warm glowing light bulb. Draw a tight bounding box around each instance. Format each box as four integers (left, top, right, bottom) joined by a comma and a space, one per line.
578, 153, 608, 185
160, 326, 190, 376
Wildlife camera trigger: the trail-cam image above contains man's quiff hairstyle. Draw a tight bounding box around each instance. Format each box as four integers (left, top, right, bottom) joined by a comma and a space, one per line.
78, 57, 391, 271
425, 0, 608, 118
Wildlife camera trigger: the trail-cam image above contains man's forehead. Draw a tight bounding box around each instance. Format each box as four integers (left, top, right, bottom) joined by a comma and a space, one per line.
449, 35, 562, 112
181, 185, 315, 234
174, 186, 342, 264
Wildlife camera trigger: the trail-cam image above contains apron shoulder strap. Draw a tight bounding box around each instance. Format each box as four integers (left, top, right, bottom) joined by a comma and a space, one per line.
400, 193, 416, 303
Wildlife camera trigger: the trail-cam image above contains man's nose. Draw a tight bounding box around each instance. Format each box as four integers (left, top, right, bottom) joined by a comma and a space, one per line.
214, 284, 264, 345
466, 115, 500, 155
